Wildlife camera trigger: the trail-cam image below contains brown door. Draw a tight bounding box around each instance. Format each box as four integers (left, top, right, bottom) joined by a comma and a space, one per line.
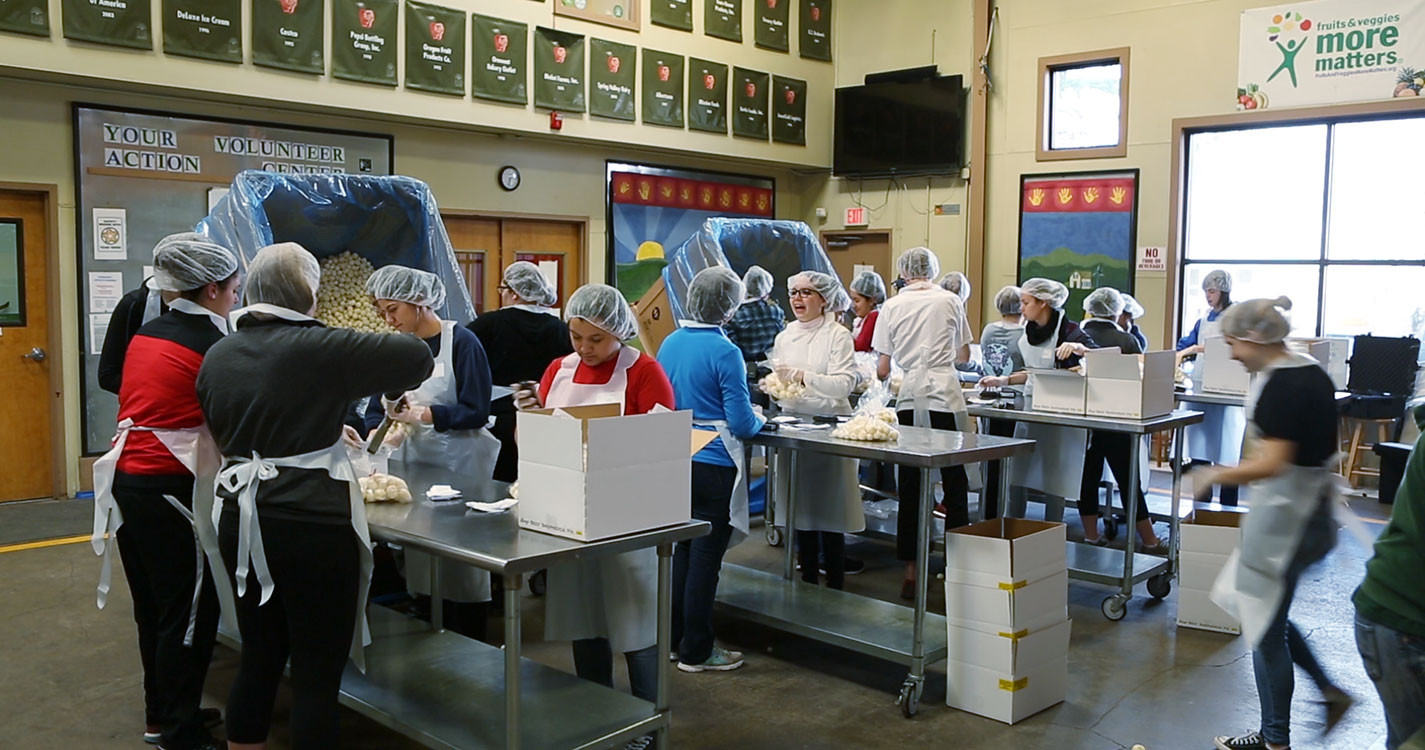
443, 214, 585, 314
0, 190, 55, 502
822, 230, 893, 289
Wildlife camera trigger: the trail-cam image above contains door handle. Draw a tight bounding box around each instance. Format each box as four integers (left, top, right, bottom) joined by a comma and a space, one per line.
21, 347, 45, 362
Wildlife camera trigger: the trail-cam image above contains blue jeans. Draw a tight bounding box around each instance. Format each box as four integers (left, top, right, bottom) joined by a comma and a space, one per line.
572, 638, 658, 703
672, 462, 737, 665
1356, 611, 1425, 750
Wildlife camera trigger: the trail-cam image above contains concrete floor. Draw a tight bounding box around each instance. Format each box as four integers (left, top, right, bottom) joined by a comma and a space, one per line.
0, 483, 1394, 750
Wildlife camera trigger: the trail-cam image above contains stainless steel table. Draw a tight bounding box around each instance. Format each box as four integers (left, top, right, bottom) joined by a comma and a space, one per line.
965, 401, 1204, 621
737, 425, 1035, 717
1175, 388, 1354, 408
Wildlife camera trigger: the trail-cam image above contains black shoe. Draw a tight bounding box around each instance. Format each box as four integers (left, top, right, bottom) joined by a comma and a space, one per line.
795, 557, 866, 576
1214, 731, 1284, 750
198, 708, 222, 728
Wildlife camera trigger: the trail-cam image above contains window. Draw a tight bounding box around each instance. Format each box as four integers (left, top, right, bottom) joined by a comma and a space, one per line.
1037, 48, 1130, 161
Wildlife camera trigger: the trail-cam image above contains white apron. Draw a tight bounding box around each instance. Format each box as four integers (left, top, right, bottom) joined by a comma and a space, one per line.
1187, 312, 1247, 465
397, 320, 501, 603
141, 278, 164, 325
542, 346, 659, 653
1010, 310, 1088, 499
898, 360, 983, 491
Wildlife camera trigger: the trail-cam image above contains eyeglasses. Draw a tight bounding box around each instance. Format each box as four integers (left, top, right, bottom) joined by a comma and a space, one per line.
788, 289, 820, 298
497, 283, 512, 293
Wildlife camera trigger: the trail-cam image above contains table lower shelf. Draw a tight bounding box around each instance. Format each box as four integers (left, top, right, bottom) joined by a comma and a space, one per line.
1066, 543, 1171, 588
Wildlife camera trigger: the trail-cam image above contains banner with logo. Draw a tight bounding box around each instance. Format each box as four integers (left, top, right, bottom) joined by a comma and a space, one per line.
62, 0, 151, 48
755, 0, 789, 51
642, 50, 685, 127
533, 27, 585, 112
404, 1, 464, 95
706, 0, 742, 42
253, 0, 323, 73
472, 14, 528, 104
1238, 0, 1425, 110
689, 59, 728, 133
733, 67, 770, 139
1, 0, 49, 37
162, 0, 240, 62
651, 0, 691, 31
589, 39, 636, 120
772, 75, 806, 145
799, 0, 830, 61
333, 0, 397, 85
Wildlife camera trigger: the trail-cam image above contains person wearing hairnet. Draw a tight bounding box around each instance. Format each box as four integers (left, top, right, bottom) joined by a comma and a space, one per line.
873, 248, 976, 599
1179, 269, 1245, 506
91, 233, 239, 750
361, 265, 498, 641
98, 238, 187, 394
197, 243, 434, 749
1119, 293, 1149, 352
725, 264, 786, 363
768, 271, 864, 590
513, 284, 675, 708
977, 285, 1026, 519
1197, 297, 1352, 750
468, 261, 573, 483
939, 270, 972, 302
657, 267, 767, 673
849, 270, 887, 353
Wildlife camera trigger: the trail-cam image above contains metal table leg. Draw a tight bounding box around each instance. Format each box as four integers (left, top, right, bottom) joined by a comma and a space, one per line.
898, 466, 933, 718
765, 448, 783, 547
1168, 428, 1186, 576
784, 450, 798, 581
998, 457, 1012, 521
503, 572, 522, 750
431, 559, 444, 631
655, 543, 672, 748
1101, 436, 1141, 621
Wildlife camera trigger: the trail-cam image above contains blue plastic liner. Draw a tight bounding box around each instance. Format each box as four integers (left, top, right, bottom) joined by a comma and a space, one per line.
662, 218, 836, 324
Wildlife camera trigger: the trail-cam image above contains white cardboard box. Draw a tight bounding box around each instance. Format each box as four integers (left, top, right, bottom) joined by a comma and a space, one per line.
946, 619, 1071, 673
945, 649, 1068, 724
946, 518, 1067, 582
945, 571, 1069, 635
1290, 337, 1349, 389
1180, 509, 1244, 556
1178, 550, 1233, 591
1177, 587, 1241, 635
1028, 368, 1087, 415
1201, 336, 1251, 395
1084, 348, 1176, 419
516, 404, 716, 541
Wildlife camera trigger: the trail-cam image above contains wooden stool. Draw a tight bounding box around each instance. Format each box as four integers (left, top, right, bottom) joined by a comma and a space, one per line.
1345, 418, 1395, 488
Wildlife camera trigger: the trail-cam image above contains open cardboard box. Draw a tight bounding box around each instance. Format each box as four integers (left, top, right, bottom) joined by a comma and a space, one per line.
632, 276, 677, 356
1027, 369, 1086, 415
945, 640, 1068, 724
1289, 337, 1349, 389
516, 404, 717, 542
1200, 336, 1251, 395
1180, 509, 1244, 556
1084, 348, 1176, 419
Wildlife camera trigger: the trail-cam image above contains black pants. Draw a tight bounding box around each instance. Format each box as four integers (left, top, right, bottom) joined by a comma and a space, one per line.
897, 410, 970, 561
1187, 459, 1240, 506
672, 462, 737, 664
572, 639, 658, 702
113, 486, 220, 750
489, 409, 519, 484
797, 531, 846, 589
1078, 431, 1153, 518
979, 418, 1015, 520
219, 513, 360, 748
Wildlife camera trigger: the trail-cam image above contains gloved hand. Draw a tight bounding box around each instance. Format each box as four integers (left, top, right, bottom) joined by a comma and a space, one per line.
978, 375, 1008, 389
774, 365, 806, 385
392, 404, 430, 425
1055, 342, 1088, 360
514, 381, 542, 411
342, 425, 365, 448
382, 394, 409, 419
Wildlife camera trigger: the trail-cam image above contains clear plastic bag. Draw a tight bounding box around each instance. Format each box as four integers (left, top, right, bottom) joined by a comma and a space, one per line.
833, 378, 899, 441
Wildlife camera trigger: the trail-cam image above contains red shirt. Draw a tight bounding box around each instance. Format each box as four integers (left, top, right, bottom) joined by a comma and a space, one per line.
854, 310, 879, 352
116, 311, 223, 476
538, 349, 676, 416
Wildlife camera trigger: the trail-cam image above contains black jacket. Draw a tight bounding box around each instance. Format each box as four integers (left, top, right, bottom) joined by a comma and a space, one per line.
1082, 318, 1143, 355
98, 282, 169, 394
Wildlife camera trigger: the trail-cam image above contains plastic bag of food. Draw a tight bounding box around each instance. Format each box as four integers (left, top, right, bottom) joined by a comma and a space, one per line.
833, 377, 899, 441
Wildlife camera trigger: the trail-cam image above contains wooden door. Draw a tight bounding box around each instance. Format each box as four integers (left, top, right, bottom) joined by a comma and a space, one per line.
445, 216, 500, 314
822, 230, 893, 290
0, 190, 55, 502
443, 214, 585, 313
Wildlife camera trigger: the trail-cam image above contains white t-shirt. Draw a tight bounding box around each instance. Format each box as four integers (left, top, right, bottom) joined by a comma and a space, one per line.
871, 283, 973, 373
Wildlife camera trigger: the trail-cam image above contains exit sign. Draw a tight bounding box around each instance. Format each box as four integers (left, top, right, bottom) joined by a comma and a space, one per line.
844, 206, 868, 226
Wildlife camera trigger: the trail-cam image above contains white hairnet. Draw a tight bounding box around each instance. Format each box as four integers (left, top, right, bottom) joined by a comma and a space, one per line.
743, 265, 774, 300
993, 285, 1022, 316
152, 232, 239, 292
789, 271, 851, 314
244, 242, 321, 314
686, 267, 745, 325
566, 283, 639, 340
939, 271, 971, 301
1202, 269, 1233, 294
366, 264, 447, 310
896, 246, 940, 282
1084, 287, 1125, 318
1122, 294, 1145, 320
1021, 277, 1069, 309
504, 261, 558, 307
1220, 296, 1293, 344
850, 271, 886, 304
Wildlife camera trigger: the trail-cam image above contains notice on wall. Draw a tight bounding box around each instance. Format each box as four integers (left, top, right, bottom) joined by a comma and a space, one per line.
706, 0, 742, 42
252, 0, 324, 74
650, 0, 692, 31
589, 38, 636, 120
472, 14, 528, 104
799, 0, 831, 61
163, 0, 241, 63
1137, 245, 1167, 273
88, 314, 110, 356
333, 0, 398, 86
733, 68, 770, 139
643, 50, 685, 127
404, 0, 465, 95
755, 0, 789, 51
772, 75, 807, 145
62, 0, 152, 49
88, 271, 125, 314
689, 59, 729, 133
533, 27, 586, 112
1, 0, 51, 37
93, 208, 128, 260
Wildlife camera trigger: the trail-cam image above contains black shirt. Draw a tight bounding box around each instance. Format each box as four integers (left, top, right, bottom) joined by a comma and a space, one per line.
1025, 311, 1095, 369
1082, 319, 1142, 355
1253, 363, 1338, 467
98, 282, 169, 394
468, 307, 572, 414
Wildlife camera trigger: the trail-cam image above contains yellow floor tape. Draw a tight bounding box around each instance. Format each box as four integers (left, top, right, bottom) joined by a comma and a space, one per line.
0, 533, 92, 555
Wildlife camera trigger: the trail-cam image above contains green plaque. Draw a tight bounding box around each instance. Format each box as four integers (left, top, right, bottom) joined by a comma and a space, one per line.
753, 0, 788, 52
163, 0, 240, 63
649, 0, 690, 31
799, 0, 830, 61
704, 0, 741, 42
772, 75, 806, 145
588, 38, 635, 121
641, 50, 684, 128
532, 27, 585, 112
62, 0, 151, 49
732, 67, 769, 139
404, 1, 465, 95
332, 0, 397, 85
1, 0, 50, 37
472, 14, 528, 104
688, 59, 727, 133
253, 0, 324, 74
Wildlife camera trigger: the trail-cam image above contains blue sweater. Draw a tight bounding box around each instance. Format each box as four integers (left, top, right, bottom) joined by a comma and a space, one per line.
364, 325, 493, 433
657, 326, 766, 467
1177, 307, 1224, 351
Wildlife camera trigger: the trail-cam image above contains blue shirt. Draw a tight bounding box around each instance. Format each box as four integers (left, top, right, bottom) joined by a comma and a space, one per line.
364, 324, 493, 433
657, 326, 766, 467
1176, 307, 1225, 351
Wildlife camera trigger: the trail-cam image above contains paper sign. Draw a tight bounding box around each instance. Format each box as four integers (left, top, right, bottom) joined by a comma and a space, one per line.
1137, 246, 1166, 273
853, 263, 875, 279
93, 207, 127, 260
88, 271, 124, 314
89, 313, 110, 355
538, 260, 559, 286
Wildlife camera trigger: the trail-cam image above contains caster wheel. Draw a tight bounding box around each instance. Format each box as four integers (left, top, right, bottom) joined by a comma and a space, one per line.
528, 569, 547, 597
1147, 573, 1172, 600
1102, 517, 1120, 542
1102, 595, 1127, 621
766, 526, 784, 547
897, 681, 921, 718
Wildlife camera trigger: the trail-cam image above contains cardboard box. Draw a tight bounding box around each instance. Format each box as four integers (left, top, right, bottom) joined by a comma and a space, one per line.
1084, 349, 1176, 419
945, 570, 1069, 634
1177, 588, 1241, 635
1180, 509, 1244, 556
632, 276, 677, 356
516, 404, 716, 541
1028, 368, 1086, 414
945, 649, 1067, 724
946, 518, 1067, 581
1290, 337, 1349, 389
946, 619, 1071, 674
1178, 550, 1232, 591
1200, 336, 1251, 395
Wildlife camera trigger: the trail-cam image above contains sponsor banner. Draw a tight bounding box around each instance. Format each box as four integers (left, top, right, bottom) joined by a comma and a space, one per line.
164, 0, 240, 63
0, 0, 49, 37
404, 0, 465, 95
706, 0, 742, 42
62, 0, 151, 49
333, 0, 397, 85
689, 58, 728, 133
643, 49, 685, 127
472, 14, 528, 104
589, 38, 636, 120
755, 0, 789, 51
253, 0, 324, 74
733, 67, 770, 139
772, 75, 806, 145
651, 0, 692, 31
533, 26, 585, 112
800, 0, 830, 61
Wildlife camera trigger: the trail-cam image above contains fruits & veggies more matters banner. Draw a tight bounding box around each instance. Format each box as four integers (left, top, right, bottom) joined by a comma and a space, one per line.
1238, 0, 1425, 110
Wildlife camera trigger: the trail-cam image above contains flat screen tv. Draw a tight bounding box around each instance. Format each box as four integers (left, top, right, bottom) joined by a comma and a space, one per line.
833, 73, 965, 178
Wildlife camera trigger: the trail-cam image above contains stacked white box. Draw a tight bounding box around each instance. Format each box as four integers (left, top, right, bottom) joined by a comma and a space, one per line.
1027, 369, 1087, 415
944, 518, 1070, 724
1084, 348, 1176, 419
1200, 336, 1251, 395
1176, 509, 1245, 635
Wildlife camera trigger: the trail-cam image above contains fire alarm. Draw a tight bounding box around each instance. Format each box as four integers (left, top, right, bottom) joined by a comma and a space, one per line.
549, 111, 563, 130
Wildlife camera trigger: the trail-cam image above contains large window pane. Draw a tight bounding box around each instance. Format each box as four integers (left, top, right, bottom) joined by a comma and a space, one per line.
1181, 263, 1320, 339
1327, 118, 1425, 261
1049, 63, 1122, 150
1185, 126, 1327, 261
1323, 265, 1425, 339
